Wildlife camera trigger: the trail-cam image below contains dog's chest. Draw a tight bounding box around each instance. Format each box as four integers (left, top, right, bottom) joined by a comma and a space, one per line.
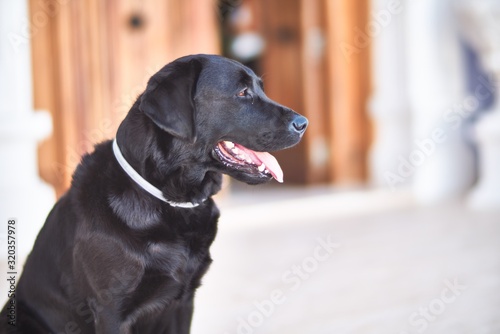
138, 240, 211, 297
146, 242, 197, 276
122, 206, 218, 320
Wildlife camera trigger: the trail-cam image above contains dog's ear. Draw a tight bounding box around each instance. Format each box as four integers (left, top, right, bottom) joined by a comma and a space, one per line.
139, 58, 203, 142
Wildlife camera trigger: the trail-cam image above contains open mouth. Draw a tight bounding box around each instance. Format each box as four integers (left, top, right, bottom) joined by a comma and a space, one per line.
214, 141, 284, 183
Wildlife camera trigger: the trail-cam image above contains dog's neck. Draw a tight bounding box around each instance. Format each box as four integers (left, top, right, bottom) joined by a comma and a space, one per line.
114, 108, 222, 207
112, 139, 206, 208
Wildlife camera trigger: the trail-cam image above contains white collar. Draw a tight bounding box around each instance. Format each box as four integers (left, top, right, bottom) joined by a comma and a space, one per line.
112, 138, 203, 208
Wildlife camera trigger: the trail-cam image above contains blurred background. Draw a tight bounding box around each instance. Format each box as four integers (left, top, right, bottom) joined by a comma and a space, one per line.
1, 0, 500, 333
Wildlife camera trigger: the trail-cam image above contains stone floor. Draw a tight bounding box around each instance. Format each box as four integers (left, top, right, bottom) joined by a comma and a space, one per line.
1, 186, 499, 333
191, 186, 500, 334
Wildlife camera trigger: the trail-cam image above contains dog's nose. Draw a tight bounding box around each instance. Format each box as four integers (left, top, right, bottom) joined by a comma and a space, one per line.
291, 115, 308, 134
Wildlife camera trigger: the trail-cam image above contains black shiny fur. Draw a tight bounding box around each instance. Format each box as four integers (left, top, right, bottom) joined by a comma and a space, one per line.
1, 55, 307, 334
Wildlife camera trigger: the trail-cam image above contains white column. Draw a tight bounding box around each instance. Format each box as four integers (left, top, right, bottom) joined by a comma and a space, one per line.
368, 0, 412, 189
456, 0, 500, 210
0, 1, 55, 260
405, 0, 476, 204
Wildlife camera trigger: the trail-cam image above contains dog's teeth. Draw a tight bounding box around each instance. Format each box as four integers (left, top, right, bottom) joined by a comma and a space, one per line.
224, 141, 235, 149
258, 164, 266, 172
232, 147, 240, 154
245, 157, 252, 163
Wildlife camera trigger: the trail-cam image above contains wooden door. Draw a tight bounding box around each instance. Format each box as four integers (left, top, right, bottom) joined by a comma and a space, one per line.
30, 0, 220, 196
258, 0, 330, 184
258, 0, 371, 185
324, 0, 372, 184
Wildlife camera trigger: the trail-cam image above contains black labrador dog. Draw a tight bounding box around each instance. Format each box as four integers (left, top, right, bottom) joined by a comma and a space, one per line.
1, 54, 307, 333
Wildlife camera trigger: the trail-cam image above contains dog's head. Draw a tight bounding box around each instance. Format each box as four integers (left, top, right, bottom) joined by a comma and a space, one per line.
138, 54, 307, 185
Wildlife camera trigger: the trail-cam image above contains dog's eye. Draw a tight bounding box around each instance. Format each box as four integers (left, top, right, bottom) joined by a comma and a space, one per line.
237, 88, 248, 97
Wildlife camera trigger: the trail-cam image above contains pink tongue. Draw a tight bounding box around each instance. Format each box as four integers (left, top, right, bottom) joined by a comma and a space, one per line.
253, 151, 284, 183
235, 144, 284, 183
